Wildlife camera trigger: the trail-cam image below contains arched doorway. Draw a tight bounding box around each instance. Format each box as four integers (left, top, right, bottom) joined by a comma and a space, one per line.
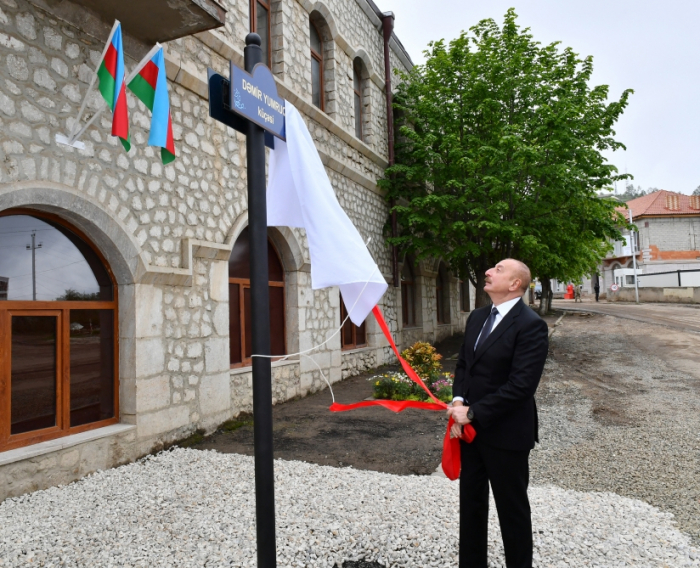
0, 210, 118, 451
228, 227, 286, 366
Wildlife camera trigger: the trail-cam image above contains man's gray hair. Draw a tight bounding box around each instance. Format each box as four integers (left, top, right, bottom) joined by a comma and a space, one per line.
504, 258, 532, 293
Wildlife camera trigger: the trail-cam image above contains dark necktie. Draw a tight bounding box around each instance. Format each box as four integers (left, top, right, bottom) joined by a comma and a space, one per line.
474, 306, 499, 351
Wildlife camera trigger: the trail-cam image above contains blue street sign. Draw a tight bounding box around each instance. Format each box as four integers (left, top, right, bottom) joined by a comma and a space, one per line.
229, 62, 286, 140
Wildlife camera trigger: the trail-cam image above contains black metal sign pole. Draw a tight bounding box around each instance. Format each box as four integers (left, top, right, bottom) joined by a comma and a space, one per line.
244, 33, 277, 567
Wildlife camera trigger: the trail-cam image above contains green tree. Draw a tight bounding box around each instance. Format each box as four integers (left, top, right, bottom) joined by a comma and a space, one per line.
56, 288, 100, 301
618, 184, 646, 202
693, 186, 700, 196
382, 10, 631, 309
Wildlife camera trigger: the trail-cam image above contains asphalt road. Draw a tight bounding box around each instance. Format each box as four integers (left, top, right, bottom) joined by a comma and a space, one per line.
552, 299, 700, 334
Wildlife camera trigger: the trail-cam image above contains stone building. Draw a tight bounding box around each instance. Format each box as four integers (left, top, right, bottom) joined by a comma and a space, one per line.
0, 0, 470, 498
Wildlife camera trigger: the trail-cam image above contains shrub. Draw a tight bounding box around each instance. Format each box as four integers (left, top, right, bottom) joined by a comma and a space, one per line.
400, 341, 443, 387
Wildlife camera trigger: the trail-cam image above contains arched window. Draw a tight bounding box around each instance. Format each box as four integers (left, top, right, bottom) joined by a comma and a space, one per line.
339, 292, 367, 349
310, 19, 324, 110
250, 0, 271, 67
401, 260, 416, 327
0, 211, 117, 452
436, 264, 450, 324
353, 58, 363, 139
228, 227, 286, 366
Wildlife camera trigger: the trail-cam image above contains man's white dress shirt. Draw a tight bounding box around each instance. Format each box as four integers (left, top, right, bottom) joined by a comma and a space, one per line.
452, 296, 522, 404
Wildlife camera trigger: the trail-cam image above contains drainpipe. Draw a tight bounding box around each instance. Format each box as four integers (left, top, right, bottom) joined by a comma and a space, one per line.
381, 11, 399, 288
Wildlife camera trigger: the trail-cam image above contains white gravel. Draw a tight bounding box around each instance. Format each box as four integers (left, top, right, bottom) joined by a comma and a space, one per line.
1, 448, 698, 568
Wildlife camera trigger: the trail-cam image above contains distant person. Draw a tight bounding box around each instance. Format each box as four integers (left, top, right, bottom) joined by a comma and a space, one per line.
448, 259, 548, 568
574, 285, 582, 303
594, 281, 600, 302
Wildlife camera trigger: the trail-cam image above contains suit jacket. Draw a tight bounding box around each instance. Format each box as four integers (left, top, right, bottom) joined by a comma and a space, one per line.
452, 298, 549, 451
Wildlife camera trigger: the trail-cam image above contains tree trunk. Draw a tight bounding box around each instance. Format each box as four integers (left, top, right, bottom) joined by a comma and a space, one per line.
474, 270, 491, 309
538, 277, 551, 316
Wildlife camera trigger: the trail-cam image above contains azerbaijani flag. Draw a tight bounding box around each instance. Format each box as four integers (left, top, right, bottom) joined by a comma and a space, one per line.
127, 45, 176, 164
96, 21, 130, 151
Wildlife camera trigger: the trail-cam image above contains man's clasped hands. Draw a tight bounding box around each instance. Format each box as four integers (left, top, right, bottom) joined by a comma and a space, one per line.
447, 401, 471, 439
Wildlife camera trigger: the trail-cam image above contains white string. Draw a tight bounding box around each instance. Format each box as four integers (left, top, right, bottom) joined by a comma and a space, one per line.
301, 353, 335, 403
252, 262, 377, 362
251, 236, 380, 403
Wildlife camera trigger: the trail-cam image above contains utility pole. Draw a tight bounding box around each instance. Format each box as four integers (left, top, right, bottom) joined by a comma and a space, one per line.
628, 209, 639, 304
26, 231, 42, 301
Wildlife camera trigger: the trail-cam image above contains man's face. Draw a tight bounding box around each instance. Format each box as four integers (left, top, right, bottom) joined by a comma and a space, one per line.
484, 261, 518, 295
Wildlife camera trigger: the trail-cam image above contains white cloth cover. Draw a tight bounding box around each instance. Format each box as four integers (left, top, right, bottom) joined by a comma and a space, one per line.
267, 101, 388, 325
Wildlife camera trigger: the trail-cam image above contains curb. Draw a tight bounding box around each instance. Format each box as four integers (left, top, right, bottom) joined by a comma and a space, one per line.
548, 312, 566, 338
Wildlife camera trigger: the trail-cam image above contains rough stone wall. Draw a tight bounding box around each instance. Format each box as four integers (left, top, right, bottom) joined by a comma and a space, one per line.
341, 347, 377, 379
0, 427, 137, 501
285, 0, 313, 97
231, 361, 302, 413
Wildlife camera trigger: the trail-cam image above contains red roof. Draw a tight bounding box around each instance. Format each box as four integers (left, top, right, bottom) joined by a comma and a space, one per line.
617, 190, 700, 218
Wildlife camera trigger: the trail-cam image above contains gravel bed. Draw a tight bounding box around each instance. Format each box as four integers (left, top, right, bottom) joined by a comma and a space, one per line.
1, 448, 698, 568
531, 314, 700, 546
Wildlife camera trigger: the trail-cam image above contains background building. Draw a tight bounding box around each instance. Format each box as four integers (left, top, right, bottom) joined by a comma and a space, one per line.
600, 190, 700, 293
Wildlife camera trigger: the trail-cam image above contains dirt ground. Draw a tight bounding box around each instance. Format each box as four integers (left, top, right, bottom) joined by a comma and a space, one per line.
196, 332, 466, 476
531, 310, 700, 544
194, 308, 562, 476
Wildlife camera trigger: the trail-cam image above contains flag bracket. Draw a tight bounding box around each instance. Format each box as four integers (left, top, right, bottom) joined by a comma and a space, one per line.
54, 134, 86, 150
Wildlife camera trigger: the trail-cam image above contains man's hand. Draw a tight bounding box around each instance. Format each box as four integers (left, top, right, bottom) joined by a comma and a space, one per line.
447, 405, 472, 426
450, 422, 463, 439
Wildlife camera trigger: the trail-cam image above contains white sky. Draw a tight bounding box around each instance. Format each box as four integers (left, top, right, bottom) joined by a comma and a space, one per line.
0, 216, 99, 301
388, 0, 700, 195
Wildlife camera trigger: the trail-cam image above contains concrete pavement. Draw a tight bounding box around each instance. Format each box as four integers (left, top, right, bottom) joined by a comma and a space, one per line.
552, 299, 700, 334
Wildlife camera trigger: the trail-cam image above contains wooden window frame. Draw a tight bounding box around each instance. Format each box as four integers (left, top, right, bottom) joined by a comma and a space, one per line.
228, 235, 286, 369
228, 277, 286, 368
310, 19, 324, 111
401, 263, 416, 328
250, 0, 272, 68
353, 59, 363, 140
0, 209, 119, 453
339, 295, 367, 350
459, 279, 470, 312
436, 269, 450, 325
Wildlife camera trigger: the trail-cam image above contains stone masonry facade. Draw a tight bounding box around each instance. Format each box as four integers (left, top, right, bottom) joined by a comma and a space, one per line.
0, 0, 468, 499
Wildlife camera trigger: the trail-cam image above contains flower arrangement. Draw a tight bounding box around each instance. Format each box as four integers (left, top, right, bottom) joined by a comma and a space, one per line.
368, 341, 453, 402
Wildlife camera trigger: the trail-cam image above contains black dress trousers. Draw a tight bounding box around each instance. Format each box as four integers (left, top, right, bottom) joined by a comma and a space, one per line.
459, 437, 532, 568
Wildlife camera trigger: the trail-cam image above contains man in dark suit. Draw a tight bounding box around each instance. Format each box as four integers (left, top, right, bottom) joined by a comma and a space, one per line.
447, 259, 549, 568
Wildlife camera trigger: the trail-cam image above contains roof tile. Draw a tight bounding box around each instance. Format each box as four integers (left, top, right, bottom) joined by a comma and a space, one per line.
623, 190, 700, 217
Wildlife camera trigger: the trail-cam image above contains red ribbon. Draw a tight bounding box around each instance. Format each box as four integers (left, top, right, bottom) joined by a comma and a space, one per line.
330, 305, 475, 480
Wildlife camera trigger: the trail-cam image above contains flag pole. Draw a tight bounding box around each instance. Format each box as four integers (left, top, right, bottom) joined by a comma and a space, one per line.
69, 107, 106, 145
66, 20, 121, 143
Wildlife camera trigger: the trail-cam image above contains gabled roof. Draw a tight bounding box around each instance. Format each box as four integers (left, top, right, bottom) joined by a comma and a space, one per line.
620, 190, 700, 218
